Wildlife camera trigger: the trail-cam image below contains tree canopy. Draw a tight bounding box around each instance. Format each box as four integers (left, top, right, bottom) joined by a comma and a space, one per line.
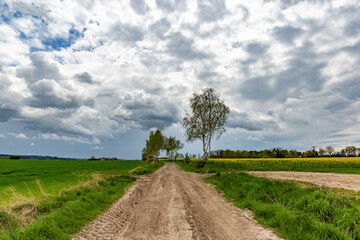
164, 136, 184, 161
144, 129, 165, 162
183, 88, 230, 167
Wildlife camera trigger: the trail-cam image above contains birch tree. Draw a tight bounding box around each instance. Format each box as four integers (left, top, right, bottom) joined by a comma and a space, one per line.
183, 88, 230, 167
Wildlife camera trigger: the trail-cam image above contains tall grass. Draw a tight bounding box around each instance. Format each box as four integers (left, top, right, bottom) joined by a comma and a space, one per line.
0, 159, 145, 205
205, 173, 360, 239
0, 159, 164, 239
0, 176, 136, 239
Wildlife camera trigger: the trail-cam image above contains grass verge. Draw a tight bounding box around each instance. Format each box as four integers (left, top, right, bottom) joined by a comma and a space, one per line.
0, 161, 164, 239
206, 173, 360, 239
0, 176, 135, 239
176, 161, 360, 239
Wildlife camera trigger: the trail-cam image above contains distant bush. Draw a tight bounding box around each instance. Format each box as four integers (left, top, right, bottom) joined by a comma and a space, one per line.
9, 155, 21, 159
184, 153, 190, 165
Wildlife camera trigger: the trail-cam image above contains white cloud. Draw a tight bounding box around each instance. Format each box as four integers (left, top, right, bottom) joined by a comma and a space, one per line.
92, 146, 104, 150
0, 0, 360, 153
16, 133, 27, 139
38, 133, 100, 144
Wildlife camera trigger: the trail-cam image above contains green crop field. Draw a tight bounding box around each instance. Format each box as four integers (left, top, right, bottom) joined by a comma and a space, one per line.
0, 159, 163, 239
0, 159, 143, 207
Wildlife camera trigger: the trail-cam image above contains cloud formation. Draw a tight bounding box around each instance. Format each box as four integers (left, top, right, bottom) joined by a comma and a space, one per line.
0, 0, 360, 158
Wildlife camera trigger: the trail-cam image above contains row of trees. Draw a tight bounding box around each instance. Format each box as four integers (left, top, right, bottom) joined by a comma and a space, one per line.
210, 146, 360, 158
141, 88, 230, 167
141, 130, 184, 162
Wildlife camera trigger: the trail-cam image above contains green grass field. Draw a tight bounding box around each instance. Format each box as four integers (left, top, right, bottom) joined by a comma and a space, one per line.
0, 159, 145, 208
0, 159, 163, 239
176, 158, 360, 240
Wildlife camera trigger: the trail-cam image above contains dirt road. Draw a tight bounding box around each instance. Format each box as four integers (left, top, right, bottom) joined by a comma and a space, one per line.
73, 163, 281, 240
247, 171, 360, 192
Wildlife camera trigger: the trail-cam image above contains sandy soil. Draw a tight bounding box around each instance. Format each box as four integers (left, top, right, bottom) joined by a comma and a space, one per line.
73, 163, 281, 240
247, 171, 360, 192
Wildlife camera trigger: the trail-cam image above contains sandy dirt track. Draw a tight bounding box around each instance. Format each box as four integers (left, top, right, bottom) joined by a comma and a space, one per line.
247, 171, 360, 192
73, 163, 281, 240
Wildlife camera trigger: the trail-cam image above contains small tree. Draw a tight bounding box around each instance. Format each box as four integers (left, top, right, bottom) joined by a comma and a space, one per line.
325, 146, 334, 155
184, 153, 190, 165
164, 136, 184, 161
183, 88, 230, 167
145, 129, 165, 162
173, 139, 184, 161
141, 147, 147, 161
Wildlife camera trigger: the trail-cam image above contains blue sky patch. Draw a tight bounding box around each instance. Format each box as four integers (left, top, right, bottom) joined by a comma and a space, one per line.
41, 27, 85, 51
13, 11, 22, 18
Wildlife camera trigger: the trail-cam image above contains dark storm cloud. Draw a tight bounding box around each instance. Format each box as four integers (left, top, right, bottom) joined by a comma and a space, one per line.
167, 32, 209, 60
325, 98, 351, 113
245, 43, 268, 56
263, 0, 324, 9
272, 25, 303, 44
240, 42, 326, 102
197, 71, 218, 81
74, 72, 94, 84
333, 77, 360, 100
149, 18, 171, 39
130, 0, 149, 15
341, 40, 360, 56
0, 107, 18, 122
25, 79, 94, 110
232, 42, 241, 48
198, 0, 227, 22
238, 42, 269, 77
240, 59, 326, 101
238, 5, 249, 20
156, 0, 185, 12
113, 91, 180, 130
110, 23, 144, 44
27, 80, 82, 109
275, 59, 325, 93
0, 76, 11, 90
227, 111, 278, 131
16, 53, 65, 83
240, 76, 273, 101
344, 21, 360, 37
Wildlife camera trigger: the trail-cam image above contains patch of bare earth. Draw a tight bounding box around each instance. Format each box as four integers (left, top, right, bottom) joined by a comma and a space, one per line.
247, 171, 360, 192
73, 163, 281, 240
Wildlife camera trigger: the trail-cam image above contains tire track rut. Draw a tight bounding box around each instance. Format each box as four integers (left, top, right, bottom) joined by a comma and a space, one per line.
73, 163, 281, 240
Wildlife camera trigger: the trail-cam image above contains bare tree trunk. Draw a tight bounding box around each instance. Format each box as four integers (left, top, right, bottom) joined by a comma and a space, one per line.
201, 139, 208, 167
201, 135, 211, 167
201, 152, 209, 167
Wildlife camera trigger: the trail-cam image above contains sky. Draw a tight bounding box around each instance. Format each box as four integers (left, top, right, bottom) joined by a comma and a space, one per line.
0, 0, 360, 159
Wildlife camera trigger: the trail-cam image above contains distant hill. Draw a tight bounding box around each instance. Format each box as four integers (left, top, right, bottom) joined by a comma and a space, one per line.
0, 154, 83, 160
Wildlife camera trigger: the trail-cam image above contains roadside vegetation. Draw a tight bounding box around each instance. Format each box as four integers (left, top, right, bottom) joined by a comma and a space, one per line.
0, 159, 163, 239
176, 158, 360, 174
176, 159, 360, 239
206, 173, 360, 240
